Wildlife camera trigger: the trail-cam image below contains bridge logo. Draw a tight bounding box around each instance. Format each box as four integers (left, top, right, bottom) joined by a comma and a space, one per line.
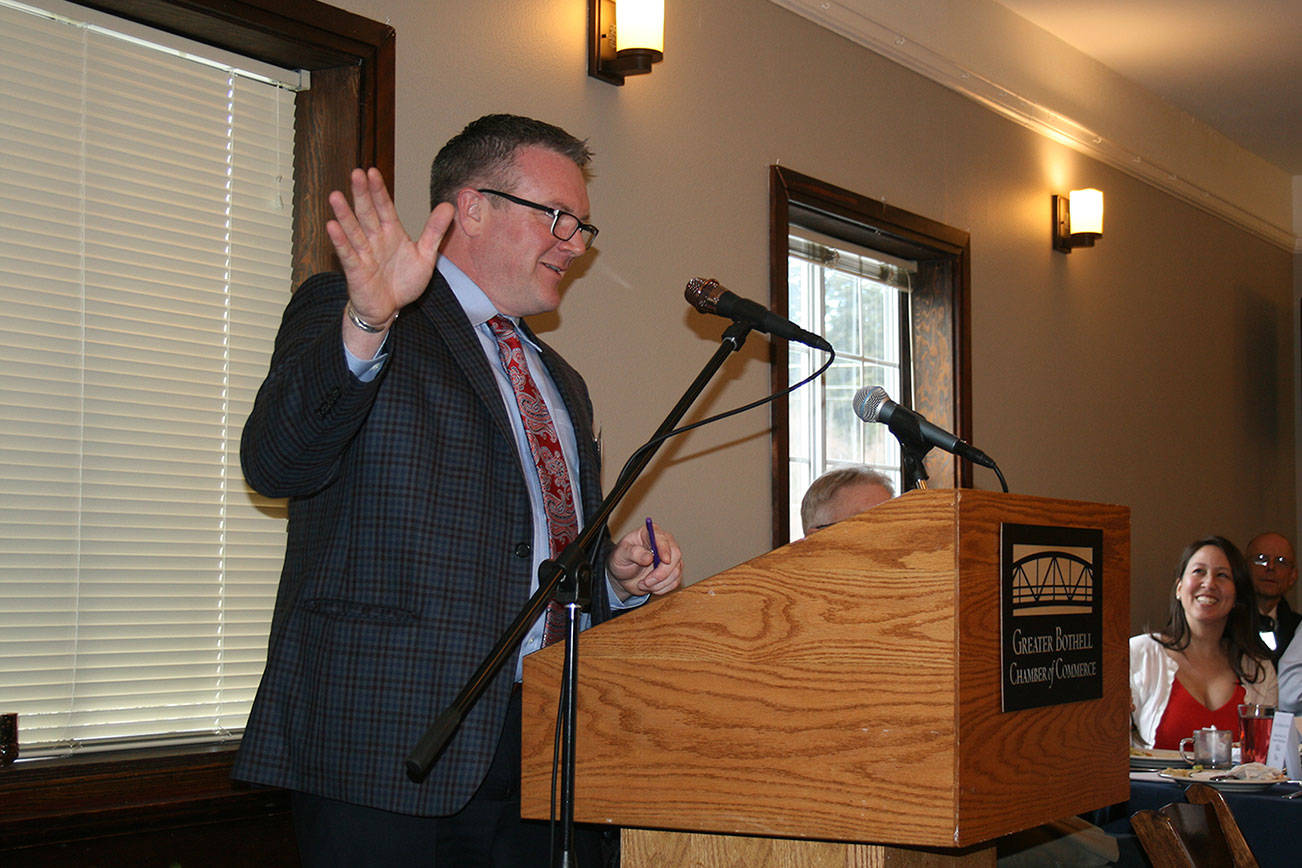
1000, 523, 1104, 711
1010, 544, 1096, 616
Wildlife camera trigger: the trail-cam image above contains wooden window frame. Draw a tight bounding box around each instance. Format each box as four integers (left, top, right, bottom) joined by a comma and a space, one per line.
0, 0, 393, 852
769, 166, 973, 548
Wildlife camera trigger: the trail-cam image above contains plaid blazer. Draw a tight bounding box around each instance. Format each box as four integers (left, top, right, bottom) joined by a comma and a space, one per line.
232, 270, 612, 815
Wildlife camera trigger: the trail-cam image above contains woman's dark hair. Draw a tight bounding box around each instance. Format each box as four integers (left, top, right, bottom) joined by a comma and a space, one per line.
1154, 535, 1272, 684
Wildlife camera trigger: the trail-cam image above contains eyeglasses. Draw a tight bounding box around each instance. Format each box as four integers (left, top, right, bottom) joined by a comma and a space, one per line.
1250, 553, 1294, 569
477, 189, 599, 249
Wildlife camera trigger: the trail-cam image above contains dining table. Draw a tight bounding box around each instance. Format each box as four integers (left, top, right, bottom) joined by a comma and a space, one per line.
1092, 771, 1301, 867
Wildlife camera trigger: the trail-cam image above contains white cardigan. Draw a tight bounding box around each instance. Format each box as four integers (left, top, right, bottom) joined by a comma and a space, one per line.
1129, 633, 1277, 748
1279, 632, 1302, 714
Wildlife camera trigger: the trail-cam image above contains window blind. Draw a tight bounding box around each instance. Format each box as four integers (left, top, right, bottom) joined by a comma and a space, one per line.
0, 0, 294, 754
789, 225, 915, 290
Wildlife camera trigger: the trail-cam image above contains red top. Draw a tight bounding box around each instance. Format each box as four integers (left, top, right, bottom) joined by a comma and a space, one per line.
1152, 677, 1245, 749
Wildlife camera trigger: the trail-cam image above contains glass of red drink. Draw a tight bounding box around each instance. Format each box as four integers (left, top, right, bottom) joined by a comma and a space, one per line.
1237, 703, 1275, 765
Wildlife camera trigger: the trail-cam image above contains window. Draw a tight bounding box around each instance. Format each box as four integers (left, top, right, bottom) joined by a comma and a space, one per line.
769, 166, 971, 546
0, 0, 389, 846
0, 0, 300, 753
786, 228, 913, 540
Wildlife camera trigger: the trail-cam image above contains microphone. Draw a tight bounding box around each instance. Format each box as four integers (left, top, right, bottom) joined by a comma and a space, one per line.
685, 278, 833, 352
852, 385, 996, 468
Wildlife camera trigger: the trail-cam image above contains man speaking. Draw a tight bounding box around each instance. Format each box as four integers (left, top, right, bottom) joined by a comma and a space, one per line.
236, 115, 684, 866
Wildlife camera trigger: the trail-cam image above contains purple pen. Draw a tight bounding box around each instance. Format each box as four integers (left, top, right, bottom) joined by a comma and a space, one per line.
645, 517, 661, 568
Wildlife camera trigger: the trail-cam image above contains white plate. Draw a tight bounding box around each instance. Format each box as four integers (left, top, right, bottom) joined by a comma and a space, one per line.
1130, 750, 1189, 771
1130, 757, 1191, 771
1157, 769, 1284, 793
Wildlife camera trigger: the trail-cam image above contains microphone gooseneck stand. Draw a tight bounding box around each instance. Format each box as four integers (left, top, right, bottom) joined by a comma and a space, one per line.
852, 384, 1008, 493
888, 406, 931, 493
405, 319, 756, 868
889, 412, 1009, 493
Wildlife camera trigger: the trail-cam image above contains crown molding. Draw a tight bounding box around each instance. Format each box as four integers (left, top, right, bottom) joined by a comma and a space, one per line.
769, 0, 1298, 253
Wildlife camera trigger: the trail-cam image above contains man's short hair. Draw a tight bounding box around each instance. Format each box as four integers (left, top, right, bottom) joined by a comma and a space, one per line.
429, 114, 593, 208
800, 465, 896, 534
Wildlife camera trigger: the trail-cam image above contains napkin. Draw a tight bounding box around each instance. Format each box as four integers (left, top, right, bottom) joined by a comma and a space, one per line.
1202, 762, 1285, 782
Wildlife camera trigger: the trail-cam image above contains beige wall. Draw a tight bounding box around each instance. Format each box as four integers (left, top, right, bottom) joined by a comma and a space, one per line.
329, 0, 1296, 634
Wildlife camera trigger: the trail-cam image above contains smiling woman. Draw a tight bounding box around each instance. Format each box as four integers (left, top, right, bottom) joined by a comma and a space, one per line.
1129, 535, 1278, 750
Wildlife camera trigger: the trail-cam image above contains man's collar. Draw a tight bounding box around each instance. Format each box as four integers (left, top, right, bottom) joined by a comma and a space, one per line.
438, 257, 497, 327
437, 257, 538, 349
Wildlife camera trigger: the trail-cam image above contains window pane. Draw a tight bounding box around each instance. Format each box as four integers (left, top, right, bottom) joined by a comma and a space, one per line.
860, 280, 895, 362
788, 347, 811, 457
822, 270, 859, 356
786, 229, 913, 527
788, 461, 811, 542
788, 257, 808, 327
823, 359, 862, 463
860, 362, 901, 468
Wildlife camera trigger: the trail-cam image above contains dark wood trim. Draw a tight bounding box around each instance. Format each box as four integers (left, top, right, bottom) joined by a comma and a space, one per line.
0, 745, 297, 866
0, 2, 395, 858
769, 167, 794, 546
773, 168, 969, 255
769, 166, 974, 549
72, 0, 391, 67
293, 64, 364, 284
0, 746, 284, 848
954, 247, 973, 481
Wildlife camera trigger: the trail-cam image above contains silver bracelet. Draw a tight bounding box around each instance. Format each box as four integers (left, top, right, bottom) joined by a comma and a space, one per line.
345, 300, 396, 334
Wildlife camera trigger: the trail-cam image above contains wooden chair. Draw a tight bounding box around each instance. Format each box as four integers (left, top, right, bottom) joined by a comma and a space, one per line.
1130, 783, 1259, 868
1184, 784, 1258, 867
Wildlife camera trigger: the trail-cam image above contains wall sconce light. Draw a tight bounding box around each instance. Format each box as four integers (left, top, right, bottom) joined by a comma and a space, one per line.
1052, 188, 1104, 253
589, 0, 664, 85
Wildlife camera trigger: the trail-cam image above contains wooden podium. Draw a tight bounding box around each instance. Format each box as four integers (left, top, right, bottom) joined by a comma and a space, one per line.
521, 490, 1130, 865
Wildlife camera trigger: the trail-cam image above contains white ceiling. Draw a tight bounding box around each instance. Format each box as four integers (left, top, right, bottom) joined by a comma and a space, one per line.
995, 0, 1302, 175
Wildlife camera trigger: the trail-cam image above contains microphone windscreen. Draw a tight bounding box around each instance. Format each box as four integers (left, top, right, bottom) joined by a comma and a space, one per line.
852, 385, 891, 423
684, 277, 721, 313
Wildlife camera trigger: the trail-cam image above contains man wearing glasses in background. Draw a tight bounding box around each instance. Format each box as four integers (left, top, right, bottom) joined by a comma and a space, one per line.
236, 114, 684, 867
1245, 532, 1300, 664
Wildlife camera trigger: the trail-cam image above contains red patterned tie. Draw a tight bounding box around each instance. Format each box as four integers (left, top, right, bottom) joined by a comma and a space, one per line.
488, 315, 577, 646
